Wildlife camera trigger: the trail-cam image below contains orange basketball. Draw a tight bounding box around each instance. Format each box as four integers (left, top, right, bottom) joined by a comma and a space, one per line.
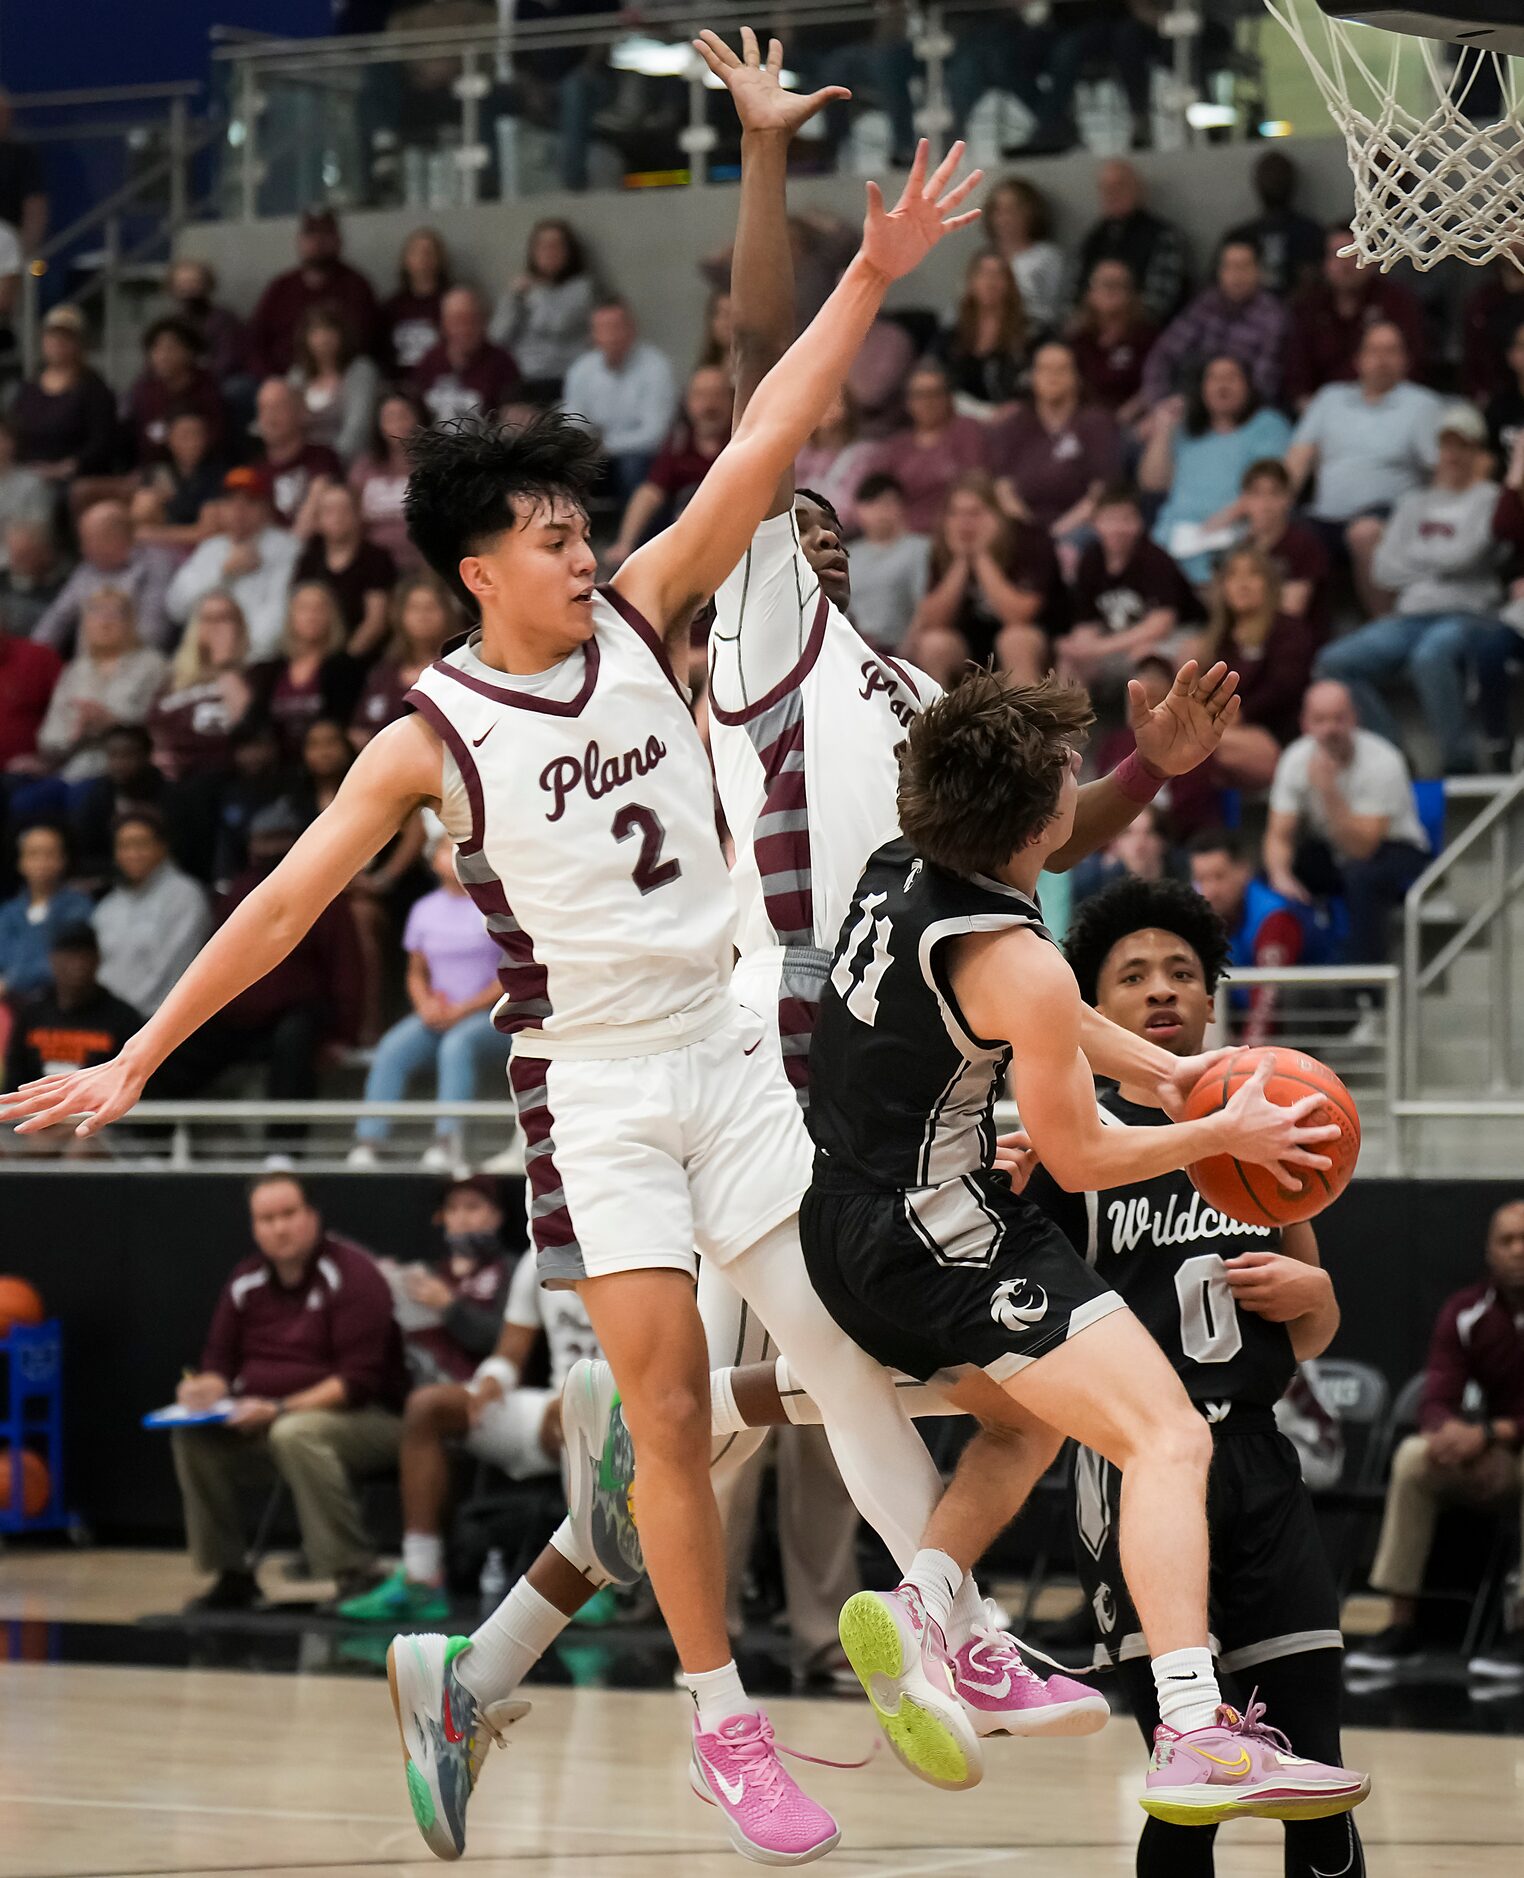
0, 1448, 50, 1519
0, 1276, 44, 1337
1182, 1046, 1361, 1228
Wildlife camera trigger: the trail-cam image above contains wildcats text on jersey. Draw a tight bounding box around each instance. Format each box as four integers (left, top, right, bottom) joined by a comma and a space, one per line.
1106, 1189, 1273, 1255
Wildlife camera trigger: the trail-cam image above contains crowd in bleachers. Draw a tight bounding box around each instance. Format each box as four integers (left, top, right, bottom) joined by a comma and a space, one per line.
5, 129, 1524, 1138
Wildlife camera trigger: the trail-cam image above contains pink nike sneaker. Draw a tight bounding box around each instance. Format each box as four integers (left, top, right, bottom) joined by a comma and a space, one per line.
689, 1711, 841, 1865
1141, 1698, 1370, 1826
952, 1607, 1110, 1738
838, 1586, 983, 1791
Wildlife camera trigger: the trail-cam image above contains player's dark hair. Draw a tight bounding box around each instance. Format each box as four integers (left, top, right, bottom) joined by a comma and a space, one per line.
403, 411, 603, 614
795, 487, 842, 534
897, 671, 1093, 879
1065, 875, 1232, 1005
1186, 824, 1249, 864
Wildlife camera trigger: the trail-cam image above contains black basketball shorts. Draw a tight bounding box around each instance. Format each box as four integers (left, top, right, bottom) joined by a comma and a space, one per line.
800, 1168, 1125, 1383
1072, 1408, 1344, 1673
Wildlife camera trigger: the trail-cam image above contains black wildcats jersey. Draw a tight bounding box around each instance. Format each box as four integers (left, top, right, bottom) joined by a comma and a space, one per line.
808, 839, 1050, 1189
1027, 1088, 1296, 1411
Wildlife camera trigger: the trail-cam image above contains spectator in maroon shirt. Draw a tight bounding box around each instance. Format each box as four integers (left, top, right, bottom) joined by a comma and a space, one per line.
10, 304, 120, 486
294, 481, 396, 660
0, 615, 61, 770
1092, 653, 1224, 838
1192, 545, 1316, 785
125, 317, 226, 465
1353, 1199, 1524, 1677
348, 389, 426, 570
410, 286, 521, 426
247, 207, 380, 380
1284, 224, 1426, 410
606, 363, 732, 569
250, 378, 344, 528
379, 226, 449, 375
1067, 258, 1156, 423
862, 362, 988, 535
130, 409, 228, 554
247, 582, 365, 761
1059, 485, 1203, 689
1235, 458, 1333, 638
988, 340, 1123, 556
351, 571, 457, 747
169, 1172, 405, 1611
151, 592, 254, 782
906, 471, 1057, 684
161, 258, 249, 389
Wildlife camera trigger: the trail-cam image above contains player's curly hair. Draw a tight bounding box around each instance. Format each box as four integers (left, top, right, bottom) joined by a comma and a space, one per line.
897, 671, 1093, 879
1065, 875, 1232, 1006
404, 410, 604, 614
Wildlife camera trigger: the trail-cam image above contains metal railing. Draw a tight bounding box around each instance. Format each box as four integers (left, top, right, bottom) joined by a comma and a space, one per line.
209, 0, 1224, 216
1403, 768, 1524, 1099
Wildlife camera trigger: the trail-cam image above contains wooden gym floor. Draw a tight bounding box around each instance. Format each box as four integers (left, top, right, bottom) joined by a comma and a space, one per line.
0, 1551, 1521, 1876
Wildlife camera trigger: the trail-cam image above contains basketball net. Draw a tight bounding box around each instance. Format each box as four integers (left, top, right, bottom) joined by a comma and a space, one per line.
1265, 3, 1524, 271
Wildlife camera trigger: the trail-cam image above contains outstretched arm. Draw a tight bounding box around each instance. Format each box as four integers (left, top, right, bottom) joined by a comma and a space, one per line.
0, 714, 443, 1138
1044, 659, 1241, 873
615, 134, 981, 636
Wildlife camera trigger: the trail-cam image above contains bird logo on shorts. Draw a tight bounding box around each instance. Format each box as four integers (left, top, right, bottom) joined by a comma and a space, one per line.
1093, 1582, 1117, 1634
989, 1277, 1048, 1333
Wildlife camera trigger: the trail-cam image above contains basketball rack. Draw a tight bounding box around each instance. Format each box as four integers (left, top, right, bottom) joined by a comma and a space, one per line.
0, 1320, 78, 1541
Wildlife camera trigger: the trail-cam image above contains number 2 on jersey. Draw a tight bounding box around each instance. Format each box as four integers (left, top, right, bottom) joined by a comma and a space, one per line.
612, 803, 681, 895
831, 892, 894, 1025
1174, 1253, 1243, 1365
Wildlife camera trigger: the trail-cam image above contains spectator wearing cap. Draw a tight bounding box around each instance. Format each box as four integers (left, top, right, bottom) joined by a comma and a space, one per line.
250, 378, 344, 528
0, 823, 93, 1007
93, 808, 212, 1014
287, 304, 382, 467
166, 467, 300, 660
125, 316, 227, 466
34, 586, 167, 782
4, 921, 141, 1102
348, 833, 511, 1171
0, 611, 61, 772
1316, 404, 1503, 776
1284, 225, 1426, 410
410, 286, 521, 425
1139, 238, 1288, 410
562, 299, 678, 504
1285, 319, 1443, 617
9, 305, 119, 484
150, 802, 361, 1131
32, 499, 175, 656
248, 208, 380, 380
169, 1173, 405, 1612
1075, 160, 1191, 327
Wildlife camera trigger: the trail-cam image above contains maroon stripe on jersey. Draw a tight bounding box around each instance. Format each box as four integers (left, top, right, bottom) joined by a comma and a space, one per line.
509, 1056, 584, 1280
746, 700, 813, 948
428, 637, 601, 715
406, 689, 484, 855
707, 590, 829, 727
598, 583, 687, 703
776, 992, 817, 1095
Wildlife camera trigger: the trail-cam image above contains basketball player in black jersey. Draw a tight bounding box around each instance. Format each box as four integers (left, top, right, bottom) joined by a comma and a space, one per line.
1020, 875, 1365, 1878
803, 672, 1368, 1824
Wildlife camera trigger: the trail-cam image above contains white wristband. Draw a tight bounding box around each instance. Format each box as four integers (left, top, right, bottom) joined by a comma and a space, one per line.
473, 1356, 519, 1396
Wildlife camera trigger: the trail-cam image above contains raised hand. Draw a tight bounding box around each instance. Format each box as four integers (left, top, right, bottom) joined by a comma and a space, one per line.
692, 26, 849, 138
0, 1051, 148, 1140
1126, 658, 1241, 779
861, 140, 983, 283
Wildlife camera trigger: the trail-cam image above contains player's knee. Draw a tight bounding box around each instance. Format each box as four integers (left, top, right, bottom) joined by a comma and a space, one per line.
1146, 1404, 1212, 1479
622, 1379, 709, 1460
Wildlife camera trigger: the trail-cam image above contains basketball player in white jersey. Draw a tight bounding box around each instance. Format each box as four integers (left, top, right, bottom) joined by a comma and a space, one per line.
0, 139, 985, 1868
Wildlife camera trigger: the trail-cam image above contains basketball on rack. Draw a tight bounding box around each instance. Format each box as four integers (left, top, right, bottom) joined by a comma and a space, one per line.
0, 1276, 45, 1337
0, 1447, 50, 1519
1182, 1046, 1362, 1229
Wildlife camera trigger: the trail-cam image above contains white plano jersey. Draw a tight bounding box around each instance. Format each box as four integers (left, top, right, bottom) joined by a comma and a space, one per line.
707, 508, 938, 1095
504, 1251, 599, 1389
407, 589, 735, 1055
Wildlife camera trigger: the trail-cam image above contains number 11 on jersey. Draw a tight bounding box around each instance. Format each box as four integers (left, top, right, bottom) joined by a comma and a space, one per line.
831, 892, 894, 1025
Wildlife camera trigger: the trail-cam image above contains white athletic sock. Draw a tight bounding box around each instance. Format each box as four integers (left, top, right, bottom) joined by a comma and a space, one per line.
710, 1366, 748, 1438
401, 1532, 443, 1586
944, 1574, 984, 1651
547, 1514, 614, 1589
457, 1578, 569, 1705
684, 1659, 756, 1733
900, 1547, 962, 1635
1152, 1647, 1222, 1735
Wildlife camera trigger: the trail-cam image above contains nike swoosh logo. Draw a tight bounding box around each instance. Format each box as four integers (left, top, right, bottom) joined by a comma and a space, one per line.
958, 1670, 1013, 1698
743, 1040, 760, 1056
472, 723, 496, 748
1197, 1748, 1252, 1777
442, 1690, 466, 1745
697, 1751, 745, 1805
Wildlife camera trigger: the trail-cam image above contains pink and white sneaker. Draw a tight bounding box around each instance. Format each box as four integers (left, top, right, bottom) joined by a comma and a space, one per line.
689, 1711, 841, 1865
1141, 1698, 1370, 1826
838, 1586, 983, 1792
952, 1606, 1110, 1738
